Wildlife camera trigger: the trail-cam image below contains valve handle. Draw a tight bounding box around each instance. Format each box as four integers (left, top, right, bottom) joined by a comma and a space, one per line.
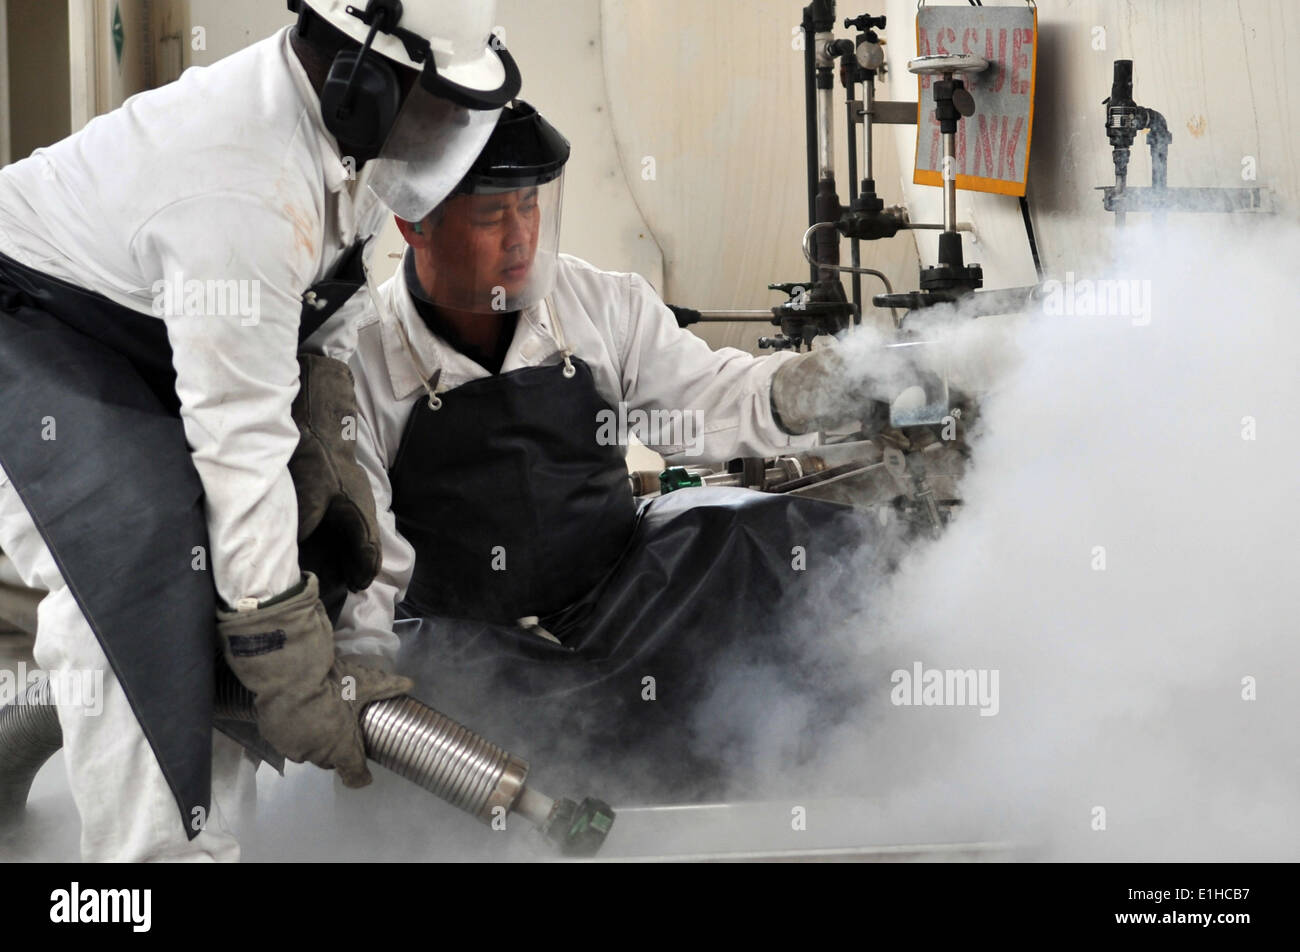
952, 86, 976, 117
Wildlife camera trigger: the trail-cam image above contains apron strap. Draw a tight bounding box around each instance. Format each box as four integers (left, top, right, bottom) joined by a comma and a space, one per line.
298, 236, 371, 344
393, 315, 443, 411
393, 294, 579, 410
544, 297, 577, 379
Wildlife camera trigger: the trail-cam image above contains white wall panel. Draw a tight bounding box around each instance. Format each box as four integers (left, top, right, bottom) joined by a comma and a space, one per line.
0, 0, 10, 165
186, 0, 292, 69
155, 1, 1300, 332
602, 0, 920, 351
880, 0, 1299, 287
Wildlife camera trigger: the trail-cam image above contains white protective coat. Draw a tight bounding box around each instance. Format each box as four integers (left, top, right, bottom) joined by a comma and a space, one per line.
335, 252, 819, 663
0, 27, 461, 860
0, 27, 387, 607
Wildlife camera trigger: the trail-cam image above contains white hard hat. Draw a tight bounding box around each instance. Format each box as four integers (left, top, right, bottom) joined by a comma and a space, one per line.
296, 0, 518, 108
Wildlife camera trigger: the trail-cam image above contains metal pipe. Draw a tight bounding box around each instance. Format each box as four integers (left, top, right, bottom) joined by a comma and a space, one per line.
817, 84, 835, 180
863, 77, 875, 182
692, 309, 781, 321
815, 32, 836, 181
802, 223, 895, 289
942, 131, 957, 233
0, 556, 42, 636
1146, 108, 1170, 228
0, 677, 59, 822
905, 221, 974, 231
362, 694, 528, 823
846, 85, 862, 317
802, 223, 899, 326
802, 11, 818, 283
1116, 167, 1127, 228
0, 673, 613, 855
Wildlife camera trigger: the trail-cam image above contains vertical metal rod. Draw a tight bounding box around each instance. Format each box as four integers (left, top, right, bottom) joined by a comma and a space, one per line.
863, 77, 874, 182
845, 84, 861, 319
817, 84, 835, 179
942, 131, 957, 233
802, 13, 818, 284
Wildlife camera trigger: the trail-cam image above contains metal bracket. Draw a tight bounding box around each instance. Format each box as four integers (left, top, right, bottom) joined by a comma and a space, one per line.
864, 99, 919, 125
1099, 186, 1275, 215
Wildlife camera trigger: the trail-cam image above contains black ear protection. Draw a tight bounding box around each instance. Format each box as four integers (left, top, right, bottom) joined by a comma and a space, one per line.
320, 47, 402, 155
289, 0, 523, 157
292, 0, 408, 158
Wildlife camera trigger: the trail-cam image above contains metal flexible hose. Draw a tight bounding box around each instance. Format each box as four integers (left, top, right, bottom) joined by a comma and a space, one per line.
1, 674, 527, 830
361, 696, 526, 822
0, 677, 60, 821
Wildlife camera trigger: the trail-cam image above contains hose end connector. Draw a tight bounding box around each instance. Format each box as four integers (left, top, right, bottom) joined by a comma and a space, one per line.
542, 797, 616, 857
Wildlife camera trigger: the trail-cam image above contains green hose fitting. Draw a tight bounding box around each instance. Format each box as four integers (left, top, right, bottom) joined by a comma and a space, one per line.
659, 467, 703, 495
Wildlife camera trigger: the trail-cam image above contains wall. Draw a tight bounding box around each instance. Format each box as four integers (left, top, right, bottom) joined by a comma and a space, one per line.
879, 0, 1299, 290
4, 0, 158, 160
80, 0, 148, 124
5, 0, 71, 161
601, 0, 920, 352
183, 0, 666, 293
150, 0, 191, 86
127, 1, 1300, 342
186, 0, 292, 69
170, 1, 921, 353
0, 0, 9, 165
496, 0, 665, 291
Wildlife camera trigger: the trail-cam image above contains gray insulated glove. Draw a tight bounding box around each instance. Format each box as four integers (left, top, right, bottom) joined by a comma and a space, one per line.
289, 354, 382, 593
217, 572, 413, 788
770, 341, 947, 435
770, 346, 885, 435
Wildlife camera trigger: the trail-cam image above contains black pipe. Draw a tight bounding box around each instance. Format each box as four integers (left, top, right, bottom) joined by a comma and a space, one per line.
845, 82, 862, 318
802, 6, 818, 284
1019, 195, 1043, 282
1110, 59, 1134, 112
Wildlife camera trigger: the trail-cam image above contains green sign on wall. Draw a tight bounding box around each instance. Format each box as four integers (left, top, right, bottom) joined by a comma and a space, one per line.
112, 3, 125, 67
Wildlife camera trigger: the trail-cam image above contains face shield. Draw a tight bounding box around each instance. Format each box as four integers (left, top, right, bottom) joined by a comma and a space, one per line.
366, 90, 502, 222
413, 173, 564, 314
406, 101, 570, 313
305, 0, 522, 221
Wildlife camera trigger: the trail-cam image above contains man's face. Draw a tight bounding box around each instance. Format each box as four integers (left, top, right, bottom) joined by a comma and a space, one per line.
420, 187, 541, 312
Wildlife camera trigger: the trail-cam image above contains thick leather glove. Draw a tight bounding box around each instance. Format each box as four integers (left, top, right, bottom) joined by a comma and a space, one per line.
770, 340, 947, 435
289, 354, 382, 593
217, 572, 413, 788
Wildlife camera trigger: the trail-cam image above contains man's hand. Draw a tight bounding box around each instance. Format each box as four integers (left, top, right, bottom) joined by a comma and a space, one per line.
771, 341, 921, 434
289, 355, 383, 594
217, 572, 413, 787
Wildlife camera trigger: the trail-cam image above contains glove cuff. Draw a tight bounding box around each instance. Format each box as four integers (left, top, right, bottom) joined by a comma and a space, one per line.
338, 652, 397, 675
217, 572, 334, 691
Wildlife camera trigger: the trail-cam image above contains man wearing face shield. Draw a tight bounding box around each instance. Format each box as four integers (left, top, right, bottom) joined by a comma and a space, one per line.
337, 104, 878, 797
0, 0, 518, 860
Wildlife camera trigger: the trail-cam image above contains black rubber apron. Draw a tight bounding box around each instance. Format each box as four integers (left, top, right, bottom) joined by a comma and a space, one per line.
390, 352, 639, 625
387, 307, 881, 802
0, 241, 367, 836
